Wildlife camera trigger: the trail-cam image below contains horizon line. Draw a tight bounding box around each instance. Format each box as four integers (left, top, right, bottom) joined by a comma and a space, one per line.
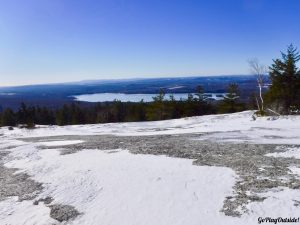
0, 74, 255, 89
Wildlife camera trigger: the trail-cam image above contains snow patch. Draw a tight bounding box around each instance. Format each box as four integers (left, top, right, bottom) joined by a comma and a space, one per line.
266, 147, 300, 159
244, 187, 300, 218
4, 144, 238, 225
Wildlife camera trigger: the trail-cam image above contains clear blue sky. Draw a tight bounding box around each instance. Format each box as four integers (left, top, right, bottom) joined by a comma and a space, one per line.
0, 0, 300, 86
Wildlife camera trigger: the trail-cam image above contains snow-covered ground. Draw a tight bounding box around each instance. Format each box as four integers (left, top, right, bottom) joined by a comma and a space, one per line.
2, 111, 300, 144
1, 111, 300, 225
2, 146, 237, 225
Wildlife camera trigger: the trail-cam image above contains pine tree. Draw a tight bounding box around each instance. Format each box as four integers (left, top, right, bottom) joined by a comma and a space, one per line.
194, 85, 209, 115
17, 102, 28, 124
184, 93, 195, 117
1, 108, 16, 126
146, 89, 166, 120
26, 106, 36, 128
267, 44, 300, 114
219, 83, 241, 113
194, 85, 205, 102
56, 104, 71, 125
167, 94, 180, 119
15, 103, 35, 127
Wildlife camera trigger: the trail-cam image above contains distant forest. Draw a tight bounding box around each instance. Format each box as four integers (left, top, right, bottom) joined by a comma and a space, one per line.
1, 44, 300, 127
0, 84, 248, 127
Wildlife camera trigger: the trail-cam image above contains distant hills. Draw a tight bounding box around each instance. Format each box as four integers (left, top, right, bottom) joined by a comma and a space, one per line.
0, 75, 267, 110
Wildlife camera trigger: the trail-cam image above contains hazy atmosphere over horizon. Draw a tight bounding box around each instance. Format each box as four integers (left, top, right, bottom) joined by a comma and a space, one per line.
0, 0, 300, 86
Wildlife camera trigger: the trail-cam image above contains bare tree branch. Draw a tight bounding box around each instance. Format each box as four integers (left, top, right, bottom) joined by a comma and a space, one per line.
248, 58, 267, 113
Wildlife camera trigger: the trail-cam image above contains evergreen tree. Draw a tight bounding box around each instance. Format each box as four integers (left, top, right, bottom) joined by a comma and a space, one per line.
40, 107, 55, 125
267, 44, 300, 114
194, 85, 205, 102
16, 103, 35, 127
194, 85, 209, 115
56, 104, 71, 125
17, 102, 28, 124
1, 108, 16, 126
167, 94, 181, 119
70, 103, 86, 124
146, 89, 166, 120
125, 101, 146, 121
111, 100, 126, 122
184, 93, 195, 117
136, 100, 147, 121
219, 83, 241, 113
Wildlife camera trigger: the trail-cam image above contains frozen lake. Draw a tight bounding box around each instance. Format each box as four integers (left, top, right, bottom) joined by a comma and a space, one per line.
73, 93, 226, 102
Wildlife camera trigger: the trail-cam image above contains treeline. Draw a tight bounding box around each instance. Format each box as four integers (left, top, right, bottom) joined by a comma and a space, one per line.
0, 84, 247, 127
2, 45, 299, 127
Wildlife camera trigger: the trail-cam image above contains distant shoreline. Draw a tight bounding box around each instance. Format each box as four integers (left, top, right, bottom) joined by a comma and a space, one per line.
73, 93, 227, 102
